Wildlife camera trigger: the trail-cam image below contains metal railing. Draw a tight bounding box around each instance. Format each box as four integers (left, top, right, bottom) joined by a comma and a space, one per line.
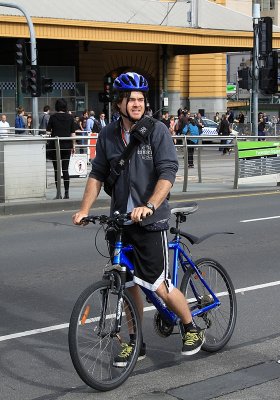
1, 129, 280, 202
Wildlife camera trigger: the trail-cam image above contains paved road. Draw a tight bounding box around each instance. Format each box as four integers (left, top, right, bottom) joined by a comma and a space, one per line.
1, 192, 280, 399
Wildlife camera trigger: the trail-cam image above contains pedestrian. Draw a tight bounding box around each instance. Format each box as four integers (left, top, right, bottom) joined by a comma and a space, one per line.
169, 115, 176, 144
15, 106, 26, 134
39, 105, 51, 132
183, 117, 199, 168
0, 114, 10, 134
46, 98, 76, 199
218, 114, 232, 155
161, 110, 170, 129
97, 112, 107, 129
213, 112, 220, 124
258, 112, 266, 141
72, 71, 205, 367
26, 114, 33, 134
194, 111, 204, 135
79, 109, 89, 132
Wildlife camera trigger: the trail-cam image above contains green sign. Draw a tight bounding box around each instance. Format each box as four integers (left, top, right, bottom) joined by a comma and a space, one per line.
238, 141, 280, 181
227, 84, 236, 94
238, 141, 280, 159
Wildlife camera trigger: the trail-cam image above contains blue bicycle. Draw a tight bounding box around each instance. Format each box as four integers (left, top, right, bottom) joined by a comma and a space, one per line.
68, 202, 237, 391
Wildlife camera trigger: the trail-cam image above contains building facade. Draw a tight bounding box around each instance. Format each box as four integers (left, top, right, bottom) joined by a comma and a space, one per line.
0, 0, 279, 123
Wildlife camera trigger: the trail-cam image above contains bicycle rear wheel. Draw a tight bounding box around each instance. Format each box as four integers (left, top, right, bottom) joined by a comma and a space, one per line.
68, 280, 142, 391
180, 258, 237, 352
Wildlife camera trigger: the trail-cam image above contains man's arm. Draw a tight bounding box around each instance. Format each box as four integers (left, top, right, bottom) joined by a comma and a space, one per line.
130, 179, 172, 223
72, 177, 102, 224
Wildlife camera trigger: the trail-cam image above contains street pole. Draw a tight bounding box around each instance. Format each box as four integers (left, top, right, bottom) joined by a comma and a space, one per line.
0, 2, 39, 131
252, 3, 260, 136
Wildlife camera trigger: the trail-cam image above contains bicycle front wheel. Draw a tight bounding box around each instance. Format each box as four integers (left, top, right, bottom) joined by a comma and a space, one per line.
68, 280, 142, 391
180, 258, 237, 352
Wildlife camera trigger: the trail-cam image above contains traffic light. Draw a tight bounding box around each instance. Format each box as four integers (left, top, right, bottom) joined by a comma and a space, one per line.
104, 83, 113, 102
259, 51, 279, 94
15, 39, 26, 72
238, 67, 251, 90
27, 65, 41, 97
259, 17, 273, 57
41, 77, 53, 94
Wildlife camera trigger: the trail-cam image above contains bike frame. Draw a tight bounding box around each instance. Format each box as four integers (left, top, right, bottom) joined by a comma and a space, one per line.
112, 233, 221, 326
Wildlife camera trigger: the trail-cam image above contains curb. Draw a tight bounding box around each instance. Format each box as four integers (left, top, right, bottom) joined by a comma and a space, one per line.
1, 188, 279, 216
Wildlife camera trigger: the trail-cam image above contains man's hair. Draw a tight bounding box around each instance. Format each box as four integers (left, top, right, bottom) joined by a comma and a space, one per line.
43, 105, 50, 112
55, 98, 68, 112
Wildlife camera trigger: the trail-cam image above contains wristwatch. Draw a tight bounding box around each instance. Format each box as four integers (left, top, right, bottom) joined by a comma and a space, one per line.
145, 201, 155, 213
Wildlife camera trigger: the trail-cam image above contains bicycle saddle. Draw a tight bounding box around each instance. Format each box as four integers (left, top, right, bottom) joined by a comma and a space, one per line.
171, 202, 198, 216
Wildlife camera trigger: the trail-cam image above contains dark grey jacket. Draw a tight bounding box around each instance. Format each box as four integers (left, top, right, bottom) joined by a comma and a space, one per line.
90, 117, 178, 225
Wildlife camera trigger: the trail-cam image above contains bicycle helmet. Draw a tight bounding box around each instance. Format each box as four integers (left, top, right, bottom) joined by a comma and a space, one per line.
113, 72, 149, 92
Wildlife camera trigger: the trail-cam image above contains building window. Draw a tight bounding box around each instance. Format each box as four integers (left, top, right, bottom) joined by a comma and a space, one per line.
258, 0, 275, 11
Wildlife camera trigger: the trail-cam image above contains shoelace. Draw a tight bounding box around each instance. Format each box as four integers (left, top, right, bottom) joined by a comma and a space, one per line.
184, 331, 201, 345
118, 343, 133, 358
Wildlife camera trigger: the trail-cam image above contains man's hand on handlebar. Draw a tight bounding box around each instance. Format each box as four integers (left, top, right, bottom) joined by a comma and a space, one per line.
72, 211, 89, 225
131, 206, 153, 223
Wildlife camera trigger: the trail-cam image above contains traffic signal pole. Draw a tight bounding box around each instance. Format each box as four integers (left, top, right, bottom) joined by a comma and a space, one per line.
0, 2, 39, 131
251, 3, 260, 137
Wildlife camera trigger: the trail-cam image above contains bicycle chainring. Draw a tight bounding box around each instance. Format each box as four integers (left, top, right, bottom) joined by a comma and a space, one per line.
153, 311, 174, 338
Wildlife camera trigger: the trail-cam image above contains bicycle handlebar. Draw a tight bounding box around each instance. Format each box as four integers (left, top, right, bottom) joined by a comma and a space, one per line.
81, 212, 131, 226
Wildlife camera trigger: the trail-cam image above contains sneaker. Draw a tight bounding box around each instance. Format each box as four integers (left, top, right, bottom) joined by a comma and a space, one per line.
113, 342, 146, 368
181, 327, 205, 356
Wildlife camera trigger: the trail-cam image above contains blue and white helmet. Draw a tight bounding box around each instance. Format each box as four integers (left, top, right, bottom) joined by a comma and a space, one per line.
113, 72, 149, 92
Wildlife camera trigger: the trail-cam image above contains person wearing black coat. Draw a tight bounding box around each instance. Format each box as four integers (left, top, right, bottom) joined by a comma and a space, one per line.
46, 98, 76, 199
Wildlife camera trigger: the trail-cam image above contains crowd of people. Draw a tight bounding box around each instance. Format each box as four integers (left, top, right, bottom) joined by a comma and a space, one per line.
1, 100, 279, 198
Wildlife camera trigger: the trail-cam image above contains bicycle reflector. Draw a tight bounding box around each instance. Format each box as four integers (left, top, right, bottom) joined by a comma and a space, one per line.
81, 305, 90, 325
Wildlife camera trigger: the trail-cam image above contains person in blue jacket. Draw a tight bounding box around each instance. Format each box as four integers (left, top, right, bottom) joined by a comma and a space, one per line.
183, 117, 199, 168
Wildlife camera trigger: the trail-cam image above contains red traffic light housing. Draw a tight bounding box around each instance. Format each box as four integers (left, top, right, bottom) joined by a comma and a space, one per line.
259, 51, 279, 95
27, 65, 41, 97
15, 39, 26, 72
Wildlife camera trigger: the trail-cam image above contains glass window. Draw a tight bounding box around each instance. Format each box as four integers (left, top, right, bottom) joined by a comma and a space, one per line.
259, 0, 275, 11
3, 89, 16, 98
76, 98, 86, 112
75, 83, 85, 97
3, 97, 15, 114
62, 88, 75, 97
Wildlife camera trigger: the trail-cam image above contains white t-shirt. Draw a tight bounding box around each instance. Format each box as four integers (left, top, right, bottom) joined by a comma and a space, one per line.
0, 121, 10, 134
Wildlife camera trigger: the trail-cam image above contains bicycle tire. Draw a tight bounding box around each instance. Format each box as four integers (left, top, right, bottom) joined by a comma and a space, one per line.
68, 280, 142, 391
180, 258, 237, 352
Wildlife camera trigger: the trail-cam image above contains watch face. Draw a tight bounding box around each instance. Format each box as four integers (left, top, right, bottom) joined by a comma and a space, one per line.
146, 202, 155, 212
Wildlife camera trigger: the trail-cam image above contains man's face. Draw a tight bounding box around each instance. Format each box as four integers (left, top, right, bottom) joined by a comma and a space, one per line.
118, 91, 145, 121
1, 115, 6, 122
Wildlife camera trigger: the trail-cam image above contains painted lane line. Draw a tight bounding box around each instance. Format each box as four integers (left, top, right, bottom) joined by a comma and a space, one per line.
241, 215, 280, 223
0, 323, 69, 342
1, 280, 280, 343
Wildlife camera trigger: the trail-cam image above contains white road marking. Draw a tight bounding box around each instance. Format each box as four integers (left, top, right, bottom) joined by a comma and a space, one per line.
240, 215, 280, 223
1, 280, 280, 343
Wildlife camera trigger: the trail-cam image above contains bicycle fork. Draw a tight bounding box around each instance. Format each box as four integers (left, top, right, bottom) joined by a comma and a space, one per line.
102, 265, 127, 337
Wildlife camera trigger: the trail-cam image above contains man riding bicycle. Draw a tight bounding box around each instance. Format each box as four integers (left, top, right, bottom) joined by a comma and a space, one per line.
72, 71, 205, 366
